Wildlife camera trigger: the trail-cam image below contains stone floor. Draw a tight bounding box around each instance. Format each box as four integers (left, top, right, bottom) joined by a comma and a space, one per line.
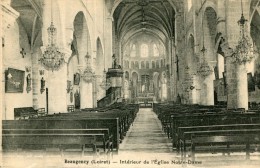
1, 108, 260, 168
119, 108, 172, 153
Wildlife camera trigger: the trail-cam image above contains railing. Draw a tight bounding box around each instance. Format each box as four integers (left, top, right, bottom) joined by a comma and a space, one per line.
97, 87, 121, 107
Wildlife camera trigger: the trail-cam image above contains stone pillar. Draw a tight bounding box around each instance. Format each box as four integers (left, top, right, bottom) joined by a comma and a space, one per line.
47, 65, 67, 114
32, 51, 39, 110
204, 75, 215, 105
175, 11, 185, 102
92, 77, 97, 108
104, 15, 113, 69
236, 65, 248, 109
217, 0, 226, 34
224, 0, 250, 110
79, 68, 94, 109
170, 38, 177, 101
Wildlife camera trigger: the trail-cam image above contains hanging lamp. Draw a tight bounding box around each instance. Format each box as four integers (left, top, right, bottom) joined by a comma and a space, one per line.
39, 0, 65, 71
232, 0, 256, 64
197, 15, 213, 78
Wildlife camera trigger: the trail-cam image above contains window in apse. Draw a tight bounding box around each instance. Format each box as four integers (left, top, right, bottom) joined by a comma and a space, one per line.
218, 54, 224, 78
141, 43, 149, 58
153, 44, 159, 57
130, 44, 136, 57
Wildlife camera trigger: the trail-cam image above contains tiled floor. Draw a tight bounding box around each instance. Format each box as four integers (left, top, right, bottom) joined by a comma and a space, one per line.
119, 108, 172, 153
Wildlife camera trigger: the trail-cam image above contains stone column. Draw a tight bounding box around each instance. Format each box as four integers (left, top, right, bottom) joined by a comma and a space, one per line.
175, 11, 185, 102
92, 77, 97, 108
45, 48, 71, 114
80, 82, 93, 109
104, 15, 113, 69
236, 65, 248, 109
224, 0, 250, 110
47, 65, 67, 114
203, 74, 215, 105
31, 50, 39, 110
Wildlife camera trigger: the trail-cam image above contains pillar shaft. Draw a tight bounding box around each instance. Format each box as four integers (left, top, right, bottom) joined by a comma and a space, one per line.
32, 51, 39, 110
47, 65, 67, 114
104, 16, 113, 69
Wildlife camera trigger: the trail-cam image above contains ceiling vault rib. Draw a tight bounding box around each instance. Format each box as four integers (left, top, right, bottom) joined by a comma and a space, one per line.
113, 0, 176, 50
27, 0, 42, 19
161, 2, 174, 30
118, 8, 142, 33
149, 6, 172, 36
145, 10, 171, 36
31, 14, 38, 50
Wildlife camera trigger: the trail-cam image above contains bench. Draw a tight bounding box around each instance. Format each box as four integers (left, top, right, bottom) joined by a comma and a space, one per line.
171, 113, 260, 147
3, 118, 120, 153
67, 105, 75, 112
3, 128, 113, 155
37, 108, 46, 116
180, 129, 260, 161
14, 107, 38, 119
2, 133, 104, 156
191, 135, 260, 160
176, 124, 260, 153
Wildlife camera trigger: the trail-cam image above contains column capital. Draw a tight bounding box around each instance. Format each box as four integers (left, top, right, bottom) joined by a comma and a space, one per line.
1, 3, 19, 31
107, 16, 114, 21
60, 47, 72, 63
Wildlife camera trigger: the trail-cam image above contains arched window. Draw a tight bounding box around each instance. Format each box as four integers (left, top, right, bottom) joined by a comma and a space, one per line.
131, 61, 135, 69
130, 44, 136, 57
218, 54, 224, 78
152, 61, 155, 68
141, 61, 145, 69
153, 44, 159, 57
140, 43, 148, 58
146, 61, 149, 69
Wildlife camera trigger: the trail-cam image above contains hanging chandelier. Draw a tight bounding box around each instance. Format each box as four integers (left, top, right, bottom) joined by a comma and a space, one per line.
197, 42, 213, 78
232, 0, 255, 64
197, 16, 212, 78
100, 69, 111, 90
39, 0, 65, 71
81, 53, 95, 83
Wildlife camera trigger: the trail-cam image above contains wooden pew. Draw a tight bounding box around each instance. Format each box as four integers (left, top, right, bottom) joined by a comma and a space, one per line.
3, 128, 112, 153
191, 135, 260, 160
171, 113, 260, 146
67, 105, 75, 112
2, 133, 104, 156
14, 107, 38, 120
176, 124, 260, 153
3, 118, 120, 153
180, 129, 260, 161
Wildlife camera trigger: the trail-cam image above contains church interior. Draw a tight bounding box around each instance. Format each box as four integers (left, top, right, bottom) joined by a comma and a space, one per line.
1, 0, 260, 167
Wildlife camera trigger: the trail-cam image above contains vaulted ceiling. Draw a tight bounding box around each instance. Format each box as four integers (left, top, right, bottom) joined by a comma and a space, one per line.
113, 0, 176, 45
11, 0, 42, 48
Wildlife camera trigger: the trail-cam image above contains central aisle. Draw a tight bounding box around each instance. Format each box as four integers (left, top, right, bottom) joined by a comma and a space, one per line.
120, 108, 172, 153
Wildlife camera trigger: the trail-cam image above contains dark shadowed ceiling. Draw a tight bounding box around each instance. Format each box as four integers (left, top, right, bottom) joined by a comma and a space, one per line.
113, 0, 176, 45
11, 0, 42, 48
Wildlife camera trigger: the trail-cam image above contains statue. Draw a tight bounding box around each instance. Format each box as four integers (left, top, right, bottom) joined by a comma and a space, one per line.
112, 54, 121, 69
112, 54, 117, 69
40, 77, 45, 94
26, 74, 31, 93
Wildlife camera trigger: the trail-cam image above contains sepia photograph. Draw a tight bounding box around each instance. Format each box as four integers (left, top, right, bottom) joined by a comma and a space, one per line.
1, 0, 260, 167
